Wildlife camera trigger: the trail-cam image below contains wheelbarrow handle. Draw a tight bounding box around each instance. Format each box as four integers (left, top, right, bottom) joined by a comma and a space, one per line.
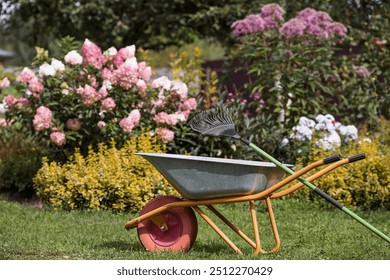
323, 154, 342, 164
348, 153, 366, 163
244, 140, 390, 244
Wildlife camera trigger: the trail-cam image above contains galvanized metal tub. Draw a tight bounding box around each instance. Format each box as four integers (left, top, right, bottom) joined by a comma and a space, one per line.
137, 153, 292, 200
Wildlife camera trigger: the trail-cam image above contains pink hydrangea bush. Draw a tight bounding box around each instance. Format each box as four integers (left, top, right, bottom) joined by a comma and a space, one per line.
1, 39, 197, 155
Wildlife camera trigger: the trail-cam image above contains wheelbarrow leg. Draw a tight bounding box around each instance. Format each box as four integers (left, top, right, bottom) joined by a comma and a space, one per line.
192, 206, 243, 255
265, 197, 280, 253
249, 200, 265, 255
250, 198, 280, 254
206, 205, 257, 249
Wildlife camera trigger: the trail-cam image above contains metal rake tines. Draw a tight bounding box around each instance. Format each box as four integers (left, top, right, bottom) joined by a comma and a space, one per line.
189, 107, 230, 132
188, 107, 240, 138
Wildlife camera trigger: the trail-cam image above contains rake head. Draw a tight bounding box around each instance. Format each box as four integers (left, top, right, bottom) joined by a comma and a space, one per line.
188, 107, 241, 139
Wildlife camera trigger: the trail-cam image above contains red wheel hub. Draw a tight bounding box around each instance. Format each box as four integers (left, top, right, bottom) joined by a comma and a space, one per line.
137, 196, 198, 252
148, 211, 183, 247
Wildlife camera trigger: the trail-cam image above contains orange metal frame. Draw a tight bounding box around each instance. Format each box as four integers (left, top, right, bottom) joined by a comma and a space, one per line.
125, 157, 353, 255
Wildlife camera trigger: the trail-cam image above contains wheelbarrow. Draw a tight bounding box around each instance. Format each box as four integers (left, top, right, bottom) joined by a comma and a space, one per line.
125, 108, 390, 254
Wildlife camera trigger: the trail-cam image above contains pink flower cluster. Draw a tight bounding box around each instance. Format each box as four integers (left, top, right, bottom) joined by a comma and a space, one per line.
101, 97, 116, 111
0, 118, 9, 127
119, 109, 141, 133
153, 112, 185, 126
79, 39, 151, 91
18, 67, 45, 97
112, 59, 140, 90
0, 77, 10, 89
77, 84, 108, 106
50, 132, 66, 146
2, 95, 30, 110
66, 118, 81, 131
18, 67, 36, 84
81, 39, 107, 69
147, 76, 197, 141
33, 106, 52, 131
156, 127, 175, 143
151, 76, 196, 116
354, 66, 369, 78
231, 3, 285, 36
0, 117, 14, 127
280, 8, 347, 39
112, 45, 136, 67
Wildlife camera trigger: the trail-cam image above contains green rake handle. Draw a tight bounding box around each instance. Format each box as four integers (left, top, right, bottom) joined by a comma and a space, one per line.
245, 140, 390, 244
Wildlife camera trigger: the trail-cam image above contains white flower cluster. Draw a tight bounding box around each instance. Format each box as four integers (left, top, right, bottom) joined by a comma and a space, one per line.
0, 101, 8, 114
38, 59, 66, 77
283, 114, 359, 150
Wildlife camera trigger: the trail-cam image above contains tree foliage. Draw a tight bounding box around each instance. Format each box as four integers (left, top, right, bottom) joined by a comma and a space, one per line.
0, 0, 258, 64
1, 1, 388, 64
1, 1, 389, 118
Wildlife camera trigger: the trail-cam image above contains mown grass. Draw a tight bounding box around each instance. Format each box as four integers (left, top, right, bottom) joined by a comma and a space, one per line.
0, 197, 389, 260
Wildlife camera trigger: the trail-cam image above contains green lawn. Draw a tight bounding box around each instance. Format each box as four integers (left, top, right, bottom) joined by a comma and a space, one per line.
0, 197, 389, 260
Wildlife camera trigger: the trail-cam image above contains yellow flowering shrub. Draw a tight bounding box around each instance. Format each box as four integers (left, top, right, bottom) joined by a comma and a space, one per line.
295, 137, 390, 210
33, 132, 176, 212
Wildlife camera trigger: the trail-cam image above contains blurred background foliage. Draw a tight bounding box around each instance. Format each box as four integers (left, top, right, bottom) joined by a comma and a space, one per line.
1, 0, 388, 116
0, 0, 388, 64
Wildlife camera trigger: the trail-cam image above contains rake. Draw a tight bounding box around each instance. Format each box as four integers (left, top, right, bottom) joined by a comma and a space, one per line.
188, 107, 390, 243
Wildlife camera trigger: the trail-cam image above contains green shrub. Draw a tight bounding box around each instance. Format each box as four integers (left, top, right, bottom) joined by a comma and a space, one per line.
295, 137, 390, 210
33, 132, 176, 212
0, 124, 44, 195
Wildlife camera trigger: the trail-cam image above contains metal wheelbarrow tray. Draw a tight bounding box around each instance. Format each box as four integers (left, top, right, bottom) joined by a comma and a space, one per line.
125, 152, 362, 255
137, 153, 291, 200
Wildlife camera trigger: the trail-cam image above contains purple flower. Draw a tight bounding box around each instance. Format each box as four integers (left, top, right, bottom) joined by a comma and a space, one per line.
306, 24, 329, 39
354, 66, 369, 78
308, 11, 332, 25
260, 3, 285, 28
260, 3, 285, 19
231, 4, 285, 36
231, 14, 265, 36
284, 50, 293, 57
296, 8, 317, 20
327, 22, 348, 37
251, 92, 261, 100
279, 18, 307, 38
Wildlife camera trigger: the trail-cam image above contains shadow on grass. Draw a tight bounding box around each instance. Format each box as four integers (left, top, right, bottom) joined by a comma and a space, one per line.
97, 240, 143, 252
96, 239, 233, 256
193, 242, 235, 254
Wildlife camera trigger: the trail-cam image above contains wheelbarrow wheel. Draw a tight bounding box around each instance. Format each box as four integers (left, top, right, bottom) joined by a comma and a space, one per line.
137, 196, 198, 252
